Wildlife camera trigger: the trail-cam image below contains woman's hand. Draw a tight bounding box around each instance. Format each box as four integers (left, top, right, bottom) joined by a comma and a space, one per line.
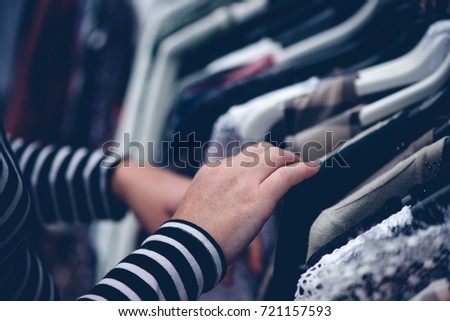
112, 159, 191, 233
173, 143, 319, 264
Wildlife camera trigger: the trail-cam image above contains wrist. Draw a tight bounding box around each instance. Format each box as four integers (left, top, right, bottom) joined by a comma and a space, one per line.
112, 158, 135, 203
156, 219, 228, 290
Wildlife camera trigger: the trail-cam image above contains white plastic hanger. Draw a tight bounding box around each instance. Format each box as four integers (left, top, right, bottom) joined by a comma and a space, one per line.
238, 77, 321, 141
243, 18, 450, 141
138, 1, 268, 164
235, 0, 382, 142
359, 40, 450, 126
181, 0, 382, 145
275, 0, 381, 64
114, 0, 195, 144
206, 38, 280, 74
355, 21, 450, 96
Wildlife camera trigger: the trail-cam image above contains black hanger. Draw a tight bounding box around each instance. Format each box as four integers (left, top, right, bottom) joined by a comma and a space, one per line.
445, 135, 450, 158
411, 181, 450, 224
434, 119, 450, 141
269, 0, 366, 47
243, 0, 333, 43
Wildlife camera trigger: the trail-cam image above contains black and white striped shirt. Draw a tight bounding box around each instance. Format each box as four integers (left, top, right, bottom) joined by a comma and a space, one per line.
0, 124, 226, 300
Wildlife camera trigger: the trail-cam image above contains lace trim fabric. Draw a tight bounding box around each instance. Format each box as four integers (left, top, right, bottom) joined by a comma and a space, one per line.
295, 206, 450, 300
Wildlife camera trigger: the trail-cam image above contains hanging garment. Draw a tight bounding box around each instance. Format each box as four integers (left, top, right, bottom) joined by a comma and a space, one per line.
305, 128, 440, 264
171, 1, 420, 157
169, 17, 418, 174
295, 206, 450, 301
204, 77, 321, 161
265, 88, 450, 300
204, 38, 281, 75
184, 0, 358, 101
61, 0, 135, 148
176, 66, 244, 108
172, 54, 277, 113
353, 128, 437, 194
307, 137, 450, 259
170, 74, 360, 177
286, 105, 365, 162
198, 54, 276, 94
193, 0, 358, 77
5, 0, 79, 144
0, 0, 27, 116
200, 0, 347, 74
284, 75, 359, 134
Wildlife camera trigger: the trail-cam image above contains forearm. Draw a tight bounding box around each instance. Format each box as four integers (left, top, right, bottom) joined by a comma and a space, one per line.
9, 136, 127, 224
78, 220, 227, 301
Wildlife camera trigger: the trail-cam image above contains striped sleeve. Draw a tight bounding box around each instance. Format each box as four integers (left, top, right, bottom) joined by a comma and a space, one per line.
1, 126, 60, 300
0, 131, 31, 264
8, 136, 127, 224
0, 245, 60, 300
78, 220, 227, 301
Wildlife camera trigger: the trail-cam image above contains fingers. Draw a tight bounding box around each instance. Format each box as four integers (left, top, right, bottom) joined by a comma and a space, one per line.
172, 142, 319, 265
247, 236, 264, 275
237, 143, 302, 182
259, 161, 320, 208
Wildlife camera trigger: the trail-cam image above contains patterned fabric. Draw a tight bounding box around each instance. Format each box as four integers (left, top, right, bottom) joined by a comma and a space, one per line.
296, 206, 450, 301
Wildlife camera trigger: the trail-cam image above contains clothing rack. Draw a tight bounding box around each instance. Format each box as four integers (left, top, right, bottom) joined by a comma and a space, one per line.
2, 0, 450, 301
